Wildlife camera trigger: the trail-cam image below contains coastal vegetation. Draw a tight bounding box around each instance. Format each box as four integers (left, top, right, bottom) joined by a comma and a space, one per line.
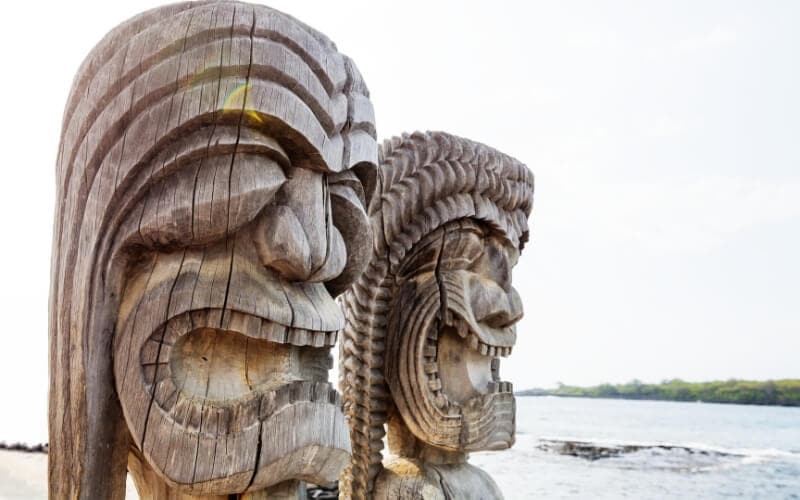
517, 379, 800, 407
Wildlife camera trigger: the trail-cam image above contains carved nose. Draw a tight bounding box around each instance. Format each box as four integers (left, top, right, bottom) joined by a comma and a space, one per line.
500, 288, 524, 328
253, 169, 346, 282
472, 282, 524, 329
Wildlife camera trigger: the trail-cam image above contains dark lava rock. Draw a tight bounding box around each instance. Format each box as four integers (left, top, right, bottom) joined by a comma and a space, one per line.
0, 442, 48, 453
537, 438, 737, 461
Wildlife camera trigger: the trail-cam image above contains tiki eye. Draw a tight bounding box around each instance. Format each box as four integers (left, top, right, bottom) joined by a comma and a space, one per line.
131, 153, 286, 250
471, 236, 518, 293
438, 223, 485, 271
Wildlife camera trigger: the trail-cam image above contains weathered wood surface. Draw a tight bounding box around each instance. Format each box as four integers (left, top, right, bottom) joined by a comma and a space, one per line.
339, 131, 534, 499
49, 1, 376, 498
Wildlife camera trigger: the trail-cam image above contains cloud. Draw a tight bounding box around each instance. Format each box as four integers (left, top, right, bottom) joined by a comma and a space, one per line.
546, 174, 800, 255
674, 25, 738, 53
645, 115, 692, 138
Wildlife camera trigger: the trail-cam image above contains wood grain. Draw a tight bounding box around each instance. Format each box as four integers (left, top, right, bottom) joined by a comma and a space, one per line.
49, 1, 376, 498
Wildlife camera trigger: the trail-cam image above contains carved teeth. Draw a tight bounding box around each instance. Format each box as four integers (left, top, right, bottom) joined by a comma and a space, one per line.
450, 317, 514, 358
286, 327, 339, 347
326, 331, 338, 345
141, 339, 171, 365
225, 311, 262, 339
159, 381, 344, 435
259, 381, 341, 419
260, 320, 287, 343
155, 311, 338, 349
470, 338, 514, 358
490, 358, 501, 382
154, 378, 179, 410
287, 328, 311, 346
456, 319, 469, 339
281, 326, 339, 347
142, 363, 171, 385
486, 381, 513, 394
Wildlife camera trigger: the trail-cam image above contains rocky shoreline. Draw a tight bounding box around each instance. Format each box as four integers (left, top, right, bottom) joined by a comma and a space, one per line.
0, 442, 48, 454
537, 438, 738, 461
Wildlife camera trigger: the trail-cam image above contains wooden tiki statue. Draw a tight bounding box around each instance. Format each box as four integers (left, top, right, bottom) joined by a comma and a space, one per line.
339, 131, 534, 499
49, 1, 377, 498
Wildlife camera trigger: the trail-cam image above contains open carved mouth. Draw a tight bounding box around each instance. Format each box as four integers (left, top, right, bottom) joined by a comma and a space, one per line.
142, 309, 339, 434
112, 242, 355, 493
430, 313, 515, 409
129, 307, 349, 493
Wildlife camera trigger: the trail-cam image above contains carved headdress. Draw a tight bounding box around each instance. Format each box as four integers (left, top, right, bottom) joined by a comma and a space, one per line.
50, 1, 376, 497
339, 131, 534, 498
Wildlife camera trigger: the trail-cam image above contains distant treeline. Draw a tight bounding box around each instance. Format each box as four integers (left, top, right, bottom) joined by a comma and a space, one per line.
517, 379, 800, 407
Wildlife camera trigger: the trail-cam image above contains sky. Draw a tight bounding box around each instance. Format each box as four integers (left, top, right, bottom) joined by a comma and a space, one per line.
0, 0, 798, 443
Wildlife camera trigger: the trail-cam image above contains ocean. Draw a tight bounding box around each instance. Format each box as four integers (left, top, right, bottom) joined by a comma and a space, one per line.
473, 396, 800, 499
2, 396, 798, 499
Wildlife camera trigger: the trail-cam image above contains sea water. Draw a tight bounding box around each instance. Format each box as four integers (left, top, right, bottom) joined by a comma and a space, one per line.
472, 396, 800, 499
1, 396, 798, 499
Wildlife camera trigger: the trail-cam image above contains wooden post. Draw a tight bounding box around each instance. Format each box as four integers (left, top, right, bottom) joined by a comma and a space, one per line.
339, 131, 534, 499
49, 1, 377, 498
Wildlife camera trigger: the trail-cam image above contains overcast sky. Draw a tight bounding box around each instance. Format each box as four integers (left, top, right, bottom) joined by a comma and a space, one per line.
1, 0, 798, 443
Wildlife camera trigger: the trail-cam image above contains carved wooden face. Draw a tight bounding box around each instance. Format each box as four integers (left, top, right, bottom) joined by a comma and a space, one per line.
112, 143, 370, 493
387, 219, 522, 452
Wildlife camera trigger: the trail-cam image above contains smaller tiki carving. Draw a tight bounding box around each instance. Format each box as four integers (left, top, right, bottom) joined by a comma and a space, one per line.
339, 131, 534, 499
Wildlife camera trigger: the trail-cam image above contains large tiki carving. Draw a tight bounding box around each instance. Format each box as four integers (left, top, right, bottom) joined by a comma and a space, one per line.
49, 2, 376, 498
340, 131, 534, 499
